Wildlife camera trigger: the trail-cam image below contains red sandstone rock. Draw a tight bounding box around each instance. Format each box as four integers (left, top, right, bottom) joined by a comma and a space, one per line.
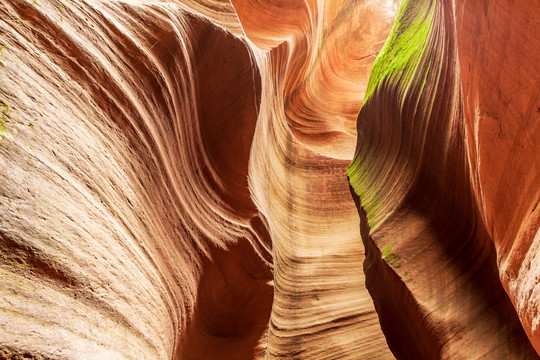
456, 0, 540, 352
0, 0, 538, 359
0, 2, 269, 358
349, 0, 540, 358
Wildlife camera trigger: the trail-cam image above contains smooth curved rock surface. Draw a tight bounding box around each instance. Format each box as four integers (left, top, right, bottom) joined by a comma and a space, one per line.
233, 0, 397, 159
1, 0, 539, 359
0, 1, 270, 358
456, 0, 540, 353
348, 0, 540, 358
0, 0, 395, 358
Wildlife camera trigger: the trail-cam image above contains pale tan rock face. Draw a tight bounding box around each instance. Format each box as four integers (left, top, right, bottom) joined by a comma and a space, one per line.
0, 1, 269, 358
0, 0, 393, 358
238, 0, 397, 358
1, 0, 539, 359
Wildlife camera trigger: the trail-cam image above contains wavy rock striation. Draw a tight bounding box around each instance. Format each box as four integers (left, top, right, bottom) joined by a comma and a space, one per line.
0, 1, 270, 358
0, 0, 539, 359
348, 0, 540, 358
237, 0, 398, 358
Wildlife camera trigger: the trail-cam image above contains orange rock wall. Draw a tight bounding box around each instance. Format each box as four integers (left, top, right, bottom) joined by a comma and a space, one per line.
0, 2, 269, 358
348, 0, 540, 358
0, 0, 538, 359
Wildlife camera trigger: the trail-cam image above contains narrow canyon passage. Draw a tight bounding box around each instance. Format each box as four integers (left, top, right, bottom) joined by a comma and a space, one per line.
0, 0, 539, 359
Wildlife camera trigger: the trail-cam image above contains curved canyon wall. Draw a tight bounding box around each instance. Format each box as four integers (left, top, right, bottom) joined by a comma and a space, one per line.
348, 0, 540, 358
0, 2, 270, 358
0, 0, 538, 359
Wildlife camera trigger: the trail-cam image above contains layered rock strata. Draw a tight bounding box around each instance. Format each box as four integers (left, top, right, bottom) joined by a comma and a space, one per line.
348, 0, 540, 358
0, 0, 539, 359
0, 2, 270, 358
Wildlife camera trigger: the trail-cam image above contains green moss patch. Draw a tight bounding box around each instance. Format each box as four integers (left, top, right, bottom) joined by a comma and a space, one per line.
347, 0, 434, 228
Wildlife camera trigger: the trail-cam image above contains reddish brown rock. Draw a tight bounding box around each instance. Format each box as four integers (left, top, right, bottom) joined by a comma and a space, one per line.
348, 0, 540, 358
456, 0, 540, 352
0, 1, 270, 358
1, 0, 539, 358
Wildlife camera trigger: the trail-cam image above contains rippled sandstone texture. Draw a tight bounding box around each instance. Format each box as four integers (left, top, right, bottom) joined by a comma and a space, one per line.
348, 0, 540, 358
0, 0, 539, 360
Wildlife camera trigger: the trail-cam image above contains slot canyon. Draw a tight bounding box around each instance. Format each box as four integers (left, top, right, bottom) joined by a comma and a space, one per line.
0, 0, 539, 358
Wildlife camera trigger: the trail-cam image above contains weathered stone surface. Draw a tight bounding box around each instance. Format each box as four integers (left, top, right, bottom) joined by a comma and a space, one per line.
348, 0, 540, 358
1, 0, 538, 359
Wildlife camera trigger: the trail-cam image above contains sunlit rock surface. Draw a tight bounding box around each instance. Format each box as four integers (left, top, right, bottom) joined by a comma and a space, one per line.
0, 2, 270, 358
348, 0, 540, 358
0, 0, 538, 359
